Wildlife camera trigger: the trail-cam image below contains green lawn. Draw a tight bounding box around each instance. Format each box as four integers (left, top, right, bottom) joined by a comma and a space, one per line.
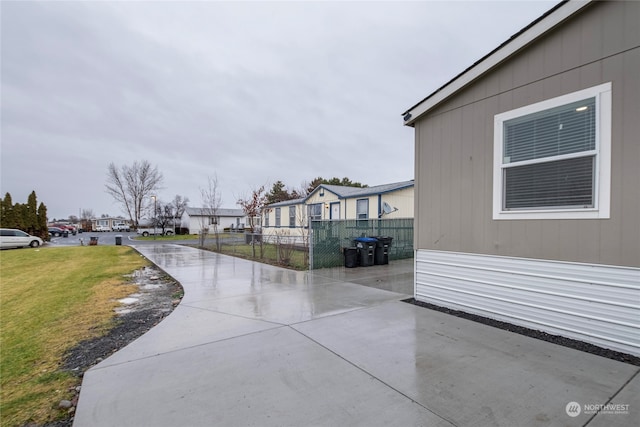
0, 246, 148, 426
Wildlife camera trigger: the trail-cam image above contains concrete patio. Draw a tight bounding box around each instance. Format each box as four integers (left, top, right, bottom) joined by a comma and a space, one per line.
73, 244, 638, 426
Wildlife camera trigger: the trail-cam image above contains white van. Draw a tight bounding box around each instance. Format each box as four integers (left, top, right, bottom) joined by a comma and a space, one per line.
0, 228, 44, 249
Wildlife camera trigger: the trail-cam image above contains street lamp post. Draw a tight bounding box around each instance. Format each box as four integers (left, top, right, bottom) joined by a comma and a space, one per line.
151, 195, 157, 240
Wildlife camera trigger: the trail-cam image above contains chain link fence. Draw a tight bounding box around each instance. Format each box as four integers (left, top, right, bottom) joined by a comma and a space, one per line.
310, 218, 414, 269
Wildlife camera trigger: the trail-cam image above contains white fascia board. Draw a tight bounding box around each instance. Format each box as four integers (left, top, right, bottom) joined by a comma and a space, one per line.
403, 0, 592, 126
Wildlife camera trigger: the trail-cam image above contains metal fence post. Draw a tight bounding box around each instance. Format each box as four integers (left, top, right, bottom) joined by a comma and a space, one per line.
308, 217, 314, 270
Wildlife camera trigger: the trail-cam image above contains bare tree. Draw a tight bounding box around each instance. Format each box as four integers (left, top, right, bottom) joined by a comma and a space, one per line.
148, 199, 174, 234
199, 175, 221, 249
105, 161, 164, 227
170, 195, 189, 224
80, 208, 94, 232
237, 184, 268, 258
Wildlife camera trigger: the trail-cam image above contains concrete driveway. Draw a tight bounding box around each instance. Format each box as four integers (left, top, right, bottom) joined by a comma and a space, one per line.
73, 244, 639, 426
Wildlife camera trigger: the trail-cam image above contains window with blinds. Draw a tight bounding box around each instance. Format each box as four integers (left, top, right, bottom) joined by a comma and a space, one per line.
502, 97, 596, 210
493, 82, 611, 220
356, 199, 369, 219
289, 206, 296, 227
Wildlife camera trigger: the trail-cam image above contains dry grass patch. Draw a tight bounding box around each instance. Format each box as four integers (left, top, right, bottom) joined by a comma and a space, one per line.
0, 246, 148, 426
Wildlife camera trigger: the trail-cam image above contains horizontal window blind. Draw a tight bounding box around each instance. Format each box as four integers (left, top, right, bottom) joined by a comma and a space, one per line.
504, 156, 595, 209
356, 199, 368, 219
504, 98, 596, 164
289, 206, 296, 227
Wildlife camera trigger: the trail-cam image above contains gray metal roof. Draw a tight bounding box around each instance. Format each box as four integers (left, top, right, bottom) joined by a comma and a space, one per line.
313, 180, 414, 199
265, 180, 414, 208
267, 197, 307, 208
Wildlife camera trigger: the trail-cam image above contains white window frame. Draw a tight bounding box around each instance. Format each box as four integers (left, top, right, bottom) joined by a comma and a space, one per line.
309, 203, 323, 222
289, 206, 296, 228
356, 199, 369, 220
493, 82, 611, 220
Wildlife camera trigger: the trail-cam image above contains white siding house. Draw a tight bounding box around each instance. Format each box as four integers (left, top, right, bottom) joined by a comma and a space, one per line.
262, 180, 414, 244
180, 208, 247, 234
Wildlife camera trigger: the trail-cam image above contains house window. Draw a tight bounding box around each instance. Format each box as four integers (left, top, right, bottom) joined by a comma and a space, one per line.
309, 203, 322, 221
275, 208, 281, 227
493, 82, 611, 220
209, 217, 218, 225
264, 212, 269, 228
289, 206, 296, 228
356, 199, 369, 219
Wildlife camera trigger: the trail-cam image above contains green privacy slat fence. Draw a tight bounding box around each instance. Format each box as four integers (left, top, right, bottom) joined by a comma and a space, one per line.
310, 218, 414, 269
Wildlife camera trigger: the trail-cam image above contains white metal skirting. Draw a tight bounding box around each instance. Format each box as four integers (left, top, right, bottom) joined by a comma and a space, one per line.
415, 250, 640, 356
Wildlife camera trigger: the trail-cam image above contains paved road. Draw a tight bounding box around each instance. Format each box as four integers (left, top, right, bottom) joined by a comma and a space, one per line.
46, 231, 200, 247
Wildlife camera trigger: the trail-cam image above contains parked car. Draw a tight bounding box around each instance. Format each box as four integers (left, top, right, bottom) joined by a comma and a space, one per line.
136, 227, 174, 237
48, 227, 65, 237
63, 225, 77, 235
0, 228, 44, 249
95, 225, 112, 232
52, 224, 77, 235
112, 222, 131, 232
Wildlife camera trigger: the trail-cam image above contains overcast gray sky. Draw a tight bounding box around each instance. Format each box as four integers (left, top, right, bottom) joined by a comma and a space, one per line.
1, 0, 555, 220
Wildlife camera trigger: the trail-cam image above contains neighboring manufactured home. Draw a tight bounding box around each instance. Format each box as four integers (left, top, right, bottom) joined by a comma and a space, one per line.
403, 0, 639, 356
180, 208, 247, 234
262, 180, 414, 244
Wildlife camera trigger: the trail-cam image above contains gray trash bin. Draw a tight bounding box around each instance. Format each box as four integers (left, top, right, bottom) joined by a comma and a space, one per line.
115, 235, 122, 246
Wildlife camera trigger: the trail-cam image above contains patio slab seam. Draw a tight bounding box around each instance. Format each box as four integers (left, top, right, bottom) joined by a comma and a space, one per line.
86, 323, 290, 373
177, 301, 289, 326
288, 324, 460, 427
179, 281, 408, 304
584, 368, 640, 426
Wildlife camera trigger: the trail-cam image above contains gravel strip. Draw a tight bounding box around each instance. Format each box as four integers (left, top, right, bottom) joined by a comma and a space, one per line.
37, 267, 182, 427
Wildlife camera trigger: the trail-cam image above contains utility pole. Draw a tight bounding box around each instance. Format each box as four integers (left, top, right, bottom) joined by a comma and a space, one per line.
151, 195, 157, 240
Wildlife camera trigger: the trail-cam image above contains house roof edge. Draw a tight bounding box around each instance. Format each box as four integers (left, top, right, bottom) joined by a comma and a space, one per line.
402, 0, 593, 126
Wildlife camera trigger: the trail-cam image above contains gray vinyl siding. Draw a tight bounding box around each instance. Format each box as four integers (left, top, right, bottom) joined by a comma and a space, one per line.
414, 1, 640, 268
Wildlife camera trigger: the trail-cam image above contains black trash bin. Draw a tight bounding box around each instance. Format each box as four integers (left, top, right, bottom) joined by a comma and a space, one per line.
115, 235, 122, 246
89, 236, 98, 246
62, 230, 69, 238
343, 247, 358, 268
354, 237, 376, 267
374, 236, 393, 265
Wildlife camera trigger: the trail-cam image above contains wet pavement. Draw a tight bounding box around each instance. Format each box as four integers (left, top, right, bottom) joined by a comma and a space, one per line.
73, 244, 639, 427
47, 231, 198, 247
